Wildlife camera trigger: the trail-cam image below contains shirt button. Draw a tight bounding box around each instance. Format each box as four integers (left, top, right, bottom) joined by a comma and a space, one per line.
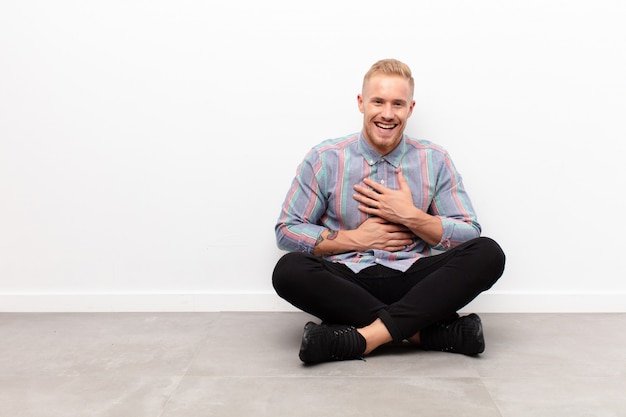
380, 180, 385, 184
375, 258, 381, 263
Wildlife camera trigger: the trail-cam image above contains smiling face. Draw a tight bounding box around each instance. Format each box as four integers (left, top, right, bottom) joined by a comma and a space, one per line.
358, 74, 415, 155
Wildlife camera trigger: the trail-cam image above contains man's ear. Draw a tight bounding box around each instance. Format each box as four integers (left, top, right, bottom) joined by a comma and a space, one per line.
357, 94, 364, 113
407, 100, 416, 117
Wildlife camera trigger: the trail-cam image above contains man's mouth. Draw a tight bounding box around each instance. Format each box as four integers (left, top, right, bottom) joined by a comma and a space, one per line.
375, 122, 397, 130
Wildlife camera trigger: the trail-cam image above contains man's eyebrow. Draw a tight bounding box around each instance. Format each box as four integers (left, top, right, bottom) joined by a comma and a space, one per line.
370, 96, 407, 104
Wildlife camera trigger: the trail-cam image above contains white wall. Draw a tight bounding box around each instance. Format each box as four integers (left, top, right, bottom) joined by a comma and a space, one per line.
1, 0, 625, 312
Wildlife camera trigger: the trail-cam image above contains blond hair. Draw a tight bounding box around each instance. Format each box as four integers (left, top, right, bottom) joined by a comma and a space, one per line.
363, 59, 414, 94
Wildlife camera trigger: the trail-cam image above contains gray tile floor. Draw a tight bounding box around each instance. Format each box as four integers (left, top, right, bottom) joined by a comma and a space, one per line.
0, 312, 624, 417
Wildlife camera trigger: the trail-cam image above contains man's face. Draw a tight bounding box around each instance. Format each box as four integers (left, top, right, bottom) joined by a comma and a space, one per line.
358, 75, 415, 155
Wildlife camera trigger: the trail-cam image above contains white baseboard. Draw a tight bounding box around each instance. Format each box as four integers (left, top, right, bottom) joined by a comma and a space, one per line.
0, 291, 624, 313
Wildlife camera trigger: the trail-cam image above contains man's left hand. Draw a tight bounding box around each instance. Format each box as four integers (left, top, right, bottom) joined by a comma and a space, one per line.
353, 170, 417, 226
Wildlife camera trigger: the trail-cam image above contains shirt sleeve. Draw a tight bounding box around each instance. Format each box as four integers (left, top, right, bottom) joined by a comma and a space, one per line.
275, 149, 327, 253
429, 152, 481, 251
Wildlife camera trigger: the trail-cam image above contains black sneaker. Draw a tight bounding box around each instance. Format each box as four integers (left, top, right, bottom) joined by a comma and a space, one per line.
420, 313, 485, 356
298, 322, 366, 364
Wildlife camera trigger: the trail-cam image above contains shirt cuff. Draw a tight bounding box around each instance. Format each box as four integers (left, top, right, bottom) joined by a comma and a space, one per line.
299, 225, 327, 253
433, 218, 456, 250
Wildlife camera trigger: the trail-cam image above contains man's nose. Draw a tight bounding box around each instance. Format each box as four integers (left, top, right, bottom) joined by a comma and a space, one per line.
381, 104, 394, 120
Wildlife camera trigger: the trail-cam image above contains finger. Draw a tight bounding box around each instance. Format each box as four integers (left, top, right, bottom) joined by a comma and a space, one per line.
352, 193, 368, 205
353, 193, 381, 209
363, 215, 386, 224
361, 178, 387, 193
392, 233, 414, 241
389, 235, 414, 245
390, 238, 414, 249
388, 244, 411, 252
354, 183, 379, 198
384, 224, 411, 233
357, 205, 374, 214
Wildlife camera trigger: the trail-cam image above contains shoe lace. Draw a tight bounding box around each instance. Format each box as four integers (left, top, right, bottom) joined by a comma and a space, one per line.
329, 326, 365, 360
425, 322, 459, 352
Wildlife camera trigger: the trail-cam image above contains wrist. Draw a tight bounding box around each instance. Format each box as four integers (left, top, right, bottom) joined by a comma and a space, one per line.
312, 229, 345, 256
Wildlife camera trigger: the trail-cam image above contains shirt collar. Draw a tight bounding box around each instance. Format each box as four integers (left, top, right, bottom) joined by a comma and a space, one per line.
358, 132, 406, 168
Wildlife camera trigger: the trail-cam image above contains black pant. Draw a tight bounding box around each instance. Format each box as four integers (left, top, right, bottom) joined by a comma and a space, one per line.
272, 237, 506, 343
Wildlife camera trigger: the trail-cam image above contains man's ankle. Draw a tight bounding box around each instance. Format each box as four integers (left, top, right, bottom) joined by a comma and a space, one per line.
358, 318, 393, 355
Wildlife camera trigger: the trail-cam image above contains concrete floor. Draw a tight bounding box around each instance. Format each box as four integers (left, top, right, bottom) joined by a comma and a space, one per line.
0, 312, 624, 417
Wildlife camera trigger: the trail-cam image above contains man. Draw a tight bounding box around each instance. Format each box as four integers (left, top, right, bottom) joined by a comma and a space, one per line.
273, 59, 505, 364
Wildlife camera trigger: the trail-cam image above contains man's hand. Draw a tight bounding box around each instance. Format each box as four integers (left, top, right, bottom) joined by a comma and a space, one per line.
313, 216, 415, 256
353, 216, 415, 252
353, 170, 444, 246
353, 170, 417, 225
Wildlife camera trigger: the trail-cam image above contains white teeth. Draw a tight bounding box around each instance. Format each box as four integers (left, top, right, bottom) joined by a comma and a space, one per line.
375, 122, 396, 130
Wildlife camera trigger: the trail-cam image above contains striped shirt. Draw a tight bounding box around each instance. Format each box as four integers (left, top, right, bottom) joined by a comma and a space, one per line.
275, 132, 481, 272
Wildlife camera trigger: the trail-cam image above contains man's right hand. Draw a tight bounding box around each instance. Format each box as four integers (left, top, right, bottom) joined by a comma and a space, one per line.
313, 216, 416, 256
353, 216, 415, 252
